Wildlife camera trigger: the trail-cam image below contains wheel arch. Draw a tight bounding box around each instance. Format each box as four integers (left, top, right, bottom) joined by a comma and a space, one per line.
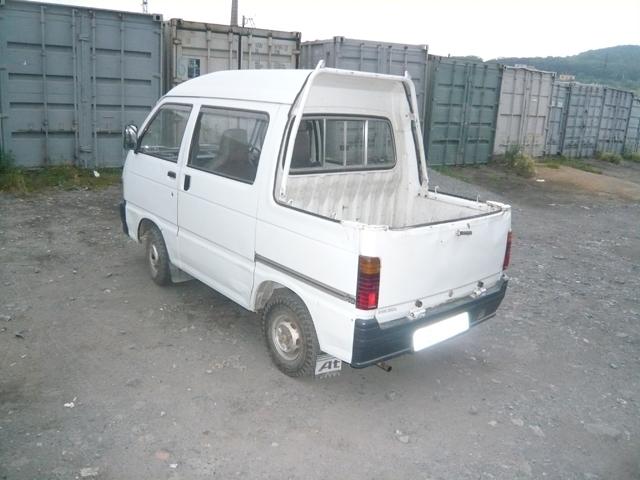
253, 279, 290, 312
253, 264, 357, 363
137, 218, 157, 242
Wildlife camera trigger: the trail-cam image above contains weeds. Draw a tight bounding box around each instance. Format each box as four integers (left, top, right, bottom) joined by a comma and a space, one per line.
0, 150, 27, 194
0, 153, 121, 194
596, 151, 623, 164
622, 150, 640, 162
500, 146, 537, 178
540, 155, 602, 174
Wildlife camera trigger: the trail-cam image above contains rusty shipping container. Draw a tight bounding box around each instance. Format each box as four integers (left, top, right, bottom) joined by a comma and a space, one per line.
596, 87, 634, 155
424, 55, 503, 165
164, 19, 301, 91
494, 66, 554, 157
0, 0, 163, 167
625, 97, 640, 154
300, 37, 429, 132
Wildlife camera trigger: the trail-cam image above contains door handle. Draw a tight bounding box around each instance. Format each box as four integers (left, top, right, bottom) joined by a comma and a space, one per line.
167, 170, 176, 179
184, 174, 191, 191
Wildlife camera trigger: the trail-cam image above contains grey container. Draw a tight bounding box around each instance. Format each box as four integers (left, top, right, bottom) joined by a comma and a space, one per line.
0, 0, 163, 167
560, 83, 604, 158
494, 66, 554, 158
300, 37, 429, 132
544, 82, 570, 156
164, 19, 301, 91
424, 55, 503, 166
625, 97, 640, 154
596, 87, 633, 155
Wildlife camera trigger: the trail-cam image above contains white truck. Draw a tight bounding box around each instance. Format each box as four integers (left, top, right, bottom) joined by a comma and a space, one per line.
120, 63, 512, 377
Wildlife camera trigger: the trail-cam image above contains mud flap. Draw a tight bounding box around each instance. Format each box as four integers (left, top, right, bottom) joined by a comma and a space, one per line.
314, 353, 342, 379
169, 263, 194, 283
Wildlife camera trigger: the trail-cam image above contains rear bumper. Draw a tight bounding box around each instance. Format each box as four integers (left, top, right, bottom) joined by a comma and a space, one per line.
350, 277, 508, 368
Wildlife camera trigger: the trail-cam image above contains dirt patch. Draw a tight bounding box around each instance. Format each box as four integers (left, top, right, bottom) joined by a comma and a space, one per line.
1, 181, 639, 479
537, 165, 640, 201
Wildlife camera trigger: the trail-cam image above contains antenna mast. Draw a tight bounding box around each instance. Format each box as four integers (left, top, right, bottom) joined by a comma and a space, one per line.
142, 0, 148, 13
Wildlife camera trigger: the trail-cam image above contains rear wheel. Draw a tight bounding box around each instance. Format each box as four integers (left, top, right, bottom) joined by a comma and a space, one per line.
144, 226, 171, 286
262, 290, 319, 377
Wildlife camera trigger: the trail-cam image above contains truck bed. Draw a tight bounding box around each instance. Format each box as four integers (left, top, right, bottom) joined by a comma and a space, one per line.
286, 170, 500, 228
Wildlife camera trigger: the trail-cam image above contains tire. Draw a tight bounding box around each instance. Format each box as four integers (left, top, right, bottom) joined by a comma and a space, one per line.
262, 290, 319, 377
144, 225, 172, 286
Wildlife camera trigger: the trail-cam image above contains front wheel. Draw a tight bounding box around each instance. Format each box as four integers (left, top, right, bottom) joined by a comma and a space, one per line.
144, 226, 171, 286
262, 290, 319, 377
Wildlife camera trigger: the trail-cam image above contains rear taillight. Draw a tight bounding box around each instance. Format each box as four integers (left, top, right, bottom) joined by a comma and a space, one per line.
503, 231, 513, 270
356, 256, 380, 310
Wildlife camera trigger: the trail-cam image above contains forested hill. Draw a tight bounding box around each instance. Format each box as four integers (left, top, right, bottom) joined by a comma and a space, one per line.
492, 45, 640, 94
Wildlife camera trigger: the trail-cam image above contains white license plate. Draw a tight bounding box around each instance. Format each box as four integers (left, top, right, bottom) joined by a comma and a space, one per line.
412, 312, 470, 352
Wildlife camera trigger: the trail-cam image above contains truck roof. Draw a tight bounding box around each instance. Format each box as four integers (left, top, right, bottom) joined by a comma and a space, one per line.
165, 69, 313, 105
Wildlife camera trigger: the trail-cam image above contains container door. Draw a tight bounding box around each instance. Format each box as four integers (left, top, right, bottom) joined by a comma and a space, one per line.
177, 104, 269, 309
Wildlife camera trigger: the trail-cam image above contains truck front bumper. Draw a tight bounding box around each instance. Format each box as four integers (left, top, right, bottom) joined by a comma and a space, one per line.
350, 277, 508, 368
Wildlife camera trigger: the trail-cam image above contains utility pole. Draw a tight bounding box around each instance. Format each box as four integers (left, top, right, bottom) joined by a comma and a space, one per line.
141, 0, 148, 13
230, 0, 238, 26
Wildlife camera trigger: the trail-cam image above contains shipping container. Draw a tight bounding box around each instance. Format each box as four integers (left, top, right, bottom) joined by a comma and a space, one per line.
544, 82, 570, 156
424, 55, 503, 166
625, 97, 640, 154
596, 87, 634, 155
559, 83, 605, 158
300, 37, 429, 131
164, 19, 300, 91
494, 67, 554, 157
0, 0, 163, 167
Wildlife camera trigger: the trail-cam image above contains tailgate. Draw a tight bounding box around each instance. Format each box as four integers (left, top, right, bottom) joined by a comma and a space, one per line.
364, 207, 511, 321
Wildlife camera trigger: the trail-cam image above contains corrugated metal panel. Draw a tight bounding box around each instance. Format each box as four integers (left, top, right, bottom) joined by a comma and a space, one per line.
164, 19, 300, 91
300, 37, 429, 131
560, 83, 604, 158
0, 0, 163, 167
0, 14, 7, 154
596, 87, 633, 155
494, 67, 554, 157
544, 82, 569, 156
625, 97, 640, 153
424, 55, 503, 166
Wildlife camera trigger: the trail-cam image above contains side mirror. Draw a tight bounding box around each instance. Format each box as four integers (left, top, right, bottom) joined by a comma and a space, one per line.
123, 124, 138, 150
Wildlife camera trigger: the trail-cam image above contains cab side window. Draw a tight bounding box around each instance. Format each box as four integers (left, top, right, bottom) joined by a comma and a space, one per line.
137, 104, 192, 162
188, 107, 269, 184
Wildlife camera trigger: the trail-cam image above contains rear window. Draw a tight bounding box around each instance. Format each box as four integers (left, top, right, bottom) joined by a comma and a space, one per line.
289, 116, 396, 173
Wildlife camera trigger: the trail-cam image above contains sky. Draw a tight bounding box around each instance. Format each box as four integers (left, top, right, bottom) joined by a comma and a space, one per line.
41, 0, 640, 59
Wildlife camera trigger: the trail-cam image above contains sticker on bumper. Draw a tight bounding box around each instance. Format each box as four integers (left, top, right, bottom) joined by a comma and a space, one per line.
315, 354, 342, 377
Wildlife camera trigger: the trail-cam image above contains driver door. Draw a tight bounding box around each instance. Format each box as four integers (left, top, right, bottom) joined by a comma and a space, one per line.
177, 104, 269, 308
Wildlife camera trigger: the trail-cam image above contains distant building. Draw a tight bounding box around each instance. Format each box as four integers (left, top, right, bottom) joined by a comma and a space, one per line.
558, 74, 576, 81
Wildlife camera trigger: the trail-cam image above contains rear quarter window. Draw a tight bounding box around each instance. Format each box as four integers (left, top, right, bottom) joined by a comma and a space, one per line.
289, 116, 396, 174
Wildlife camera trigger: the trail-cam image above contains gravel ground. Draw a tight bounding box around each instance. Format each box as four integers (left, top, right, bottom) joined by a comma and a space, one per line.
1, 168, 639, 479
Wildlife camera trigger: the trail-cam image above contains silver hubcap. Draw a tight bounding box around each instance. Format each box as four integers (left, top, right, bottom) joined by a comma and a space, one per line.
272, 313, 301, 361
149, 243, 160, 276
